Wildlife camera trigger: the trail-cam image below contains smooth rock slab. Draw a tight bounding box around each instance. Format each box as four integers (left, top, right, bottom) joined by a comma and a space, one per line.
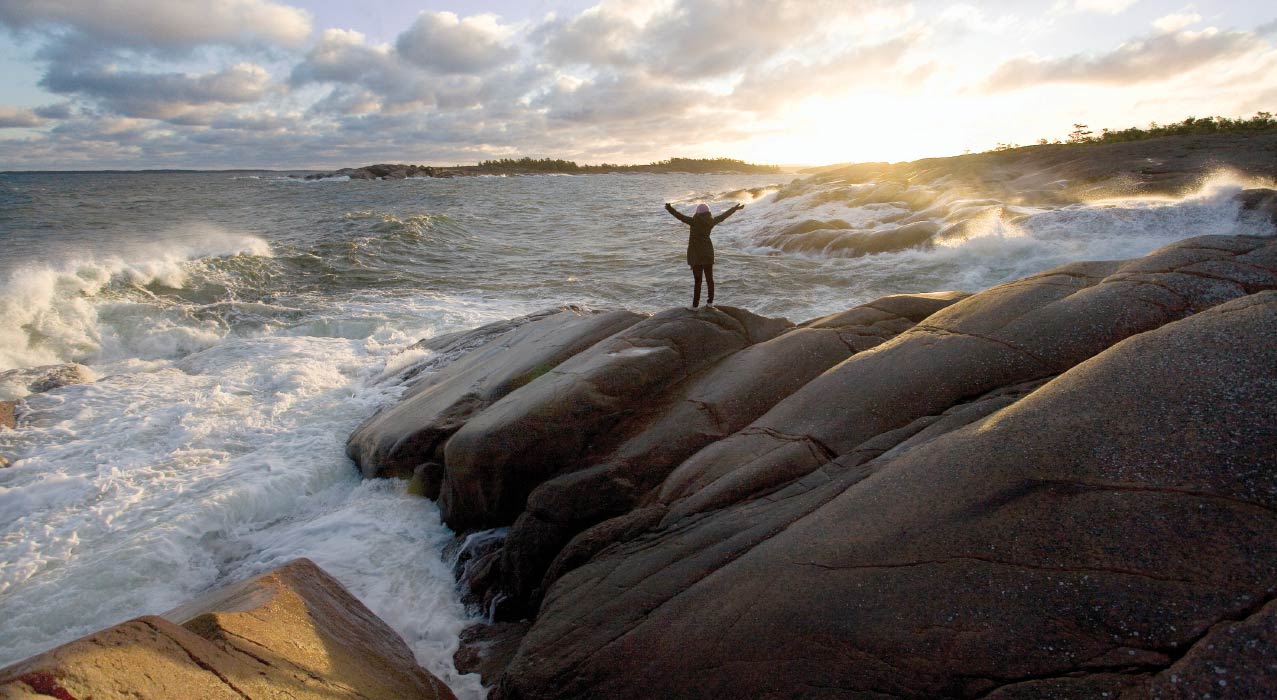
495, 291, 1277, 700
0, 558, 456, 700
656, 235, 1277, 521
438, 305, 791, 531
487, 325, 853, 613
348, 307, 643, 480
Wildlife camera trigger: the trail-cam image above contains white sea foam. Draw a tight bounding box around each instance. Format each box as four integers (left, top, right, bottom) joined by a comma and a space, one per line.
0, 227, 271, 375
0, 208, 526, 694
0, 309, 497, 699
711, 171, 1275, 302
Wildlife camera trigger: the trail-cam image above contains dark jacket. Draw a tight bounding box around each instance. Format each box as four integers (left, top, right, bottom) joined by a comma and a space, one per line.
666, 204, 740, 267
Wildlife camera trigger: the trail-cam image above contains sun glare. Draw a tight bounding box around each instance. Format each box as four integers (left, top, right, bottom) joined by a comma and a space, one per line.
739, 92, 973, 166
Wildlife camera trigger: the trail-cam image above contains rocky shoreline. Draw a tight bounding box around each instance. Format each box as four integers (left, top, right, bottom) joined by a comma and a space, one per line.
3, 171, 1275, 698
344, 203, 1277, 697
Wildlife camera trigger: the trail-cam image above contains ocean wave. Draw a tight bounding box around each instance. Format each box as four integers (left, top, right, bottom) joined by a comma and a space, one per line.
0, 226, 273, 373
0, 331, 485, 698
723, 170, 1274, 266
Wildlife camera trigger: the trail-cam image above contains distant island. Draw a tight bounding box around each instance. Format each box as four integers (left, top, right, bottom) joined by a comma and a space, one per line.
300, 157, 781, 180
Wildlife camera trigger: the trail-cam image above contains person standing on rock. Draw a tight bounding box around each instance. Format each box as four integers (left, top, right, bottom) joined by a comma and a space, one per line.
665, 201, 744, 308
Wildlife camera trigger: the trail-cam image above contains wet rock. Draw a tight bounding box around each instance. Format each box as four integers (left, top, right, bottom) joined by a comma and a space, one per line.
0, 401, 15, 430
0, 558, 457, 700
759, 220, 941, 257
983, 674, 1153, 699
483, 293, 968, 616
774, 218, 852, 236
305, 163, 439, 180
438, 305, 791, 532
339, 234, 1277, 697
656, 235, 1276, 523
496, 290, 1277, 700
1235, 187, 1277, 228
454, 621, 531, 688
0, 363, 94, 400
348, 307, 644, 479
1149, 598, 1277, 699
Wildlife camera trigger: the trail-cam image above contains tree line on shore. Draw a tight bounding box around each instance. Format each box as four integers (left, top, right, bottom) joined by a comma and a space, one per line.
988, 111, 1277, 152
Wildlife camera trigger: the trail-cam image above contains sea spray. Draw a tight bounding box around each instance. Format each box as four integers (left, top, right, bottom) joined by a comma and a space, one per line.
0, 325, 489, 699
0, 228, 273, 374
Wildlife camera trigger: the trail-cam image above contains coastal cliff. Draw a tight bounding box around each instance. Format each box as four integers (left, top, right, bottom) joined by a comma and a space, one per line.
348, 220, 1277, 698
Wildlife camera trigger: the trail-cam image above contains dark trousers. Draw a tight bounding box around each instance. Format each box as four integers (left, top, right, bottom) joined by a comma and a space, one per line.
691, 265, 714, 307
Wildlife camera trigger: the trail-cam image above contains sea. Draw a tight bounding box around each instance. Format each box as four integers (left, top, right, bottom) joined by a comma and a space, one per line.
0, 168, 1273, 698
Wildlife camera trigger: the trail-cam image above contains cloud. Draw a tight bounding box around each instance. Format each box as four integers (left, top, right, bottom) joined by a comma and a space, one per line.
395, 11, 518, 74
533, 0, 911, 79
33, 101, 72, 119
1052, 0, 1140, 15
984, 27, 1262, 90
936, 4, 1017, 34
1153, 11, 1201, 33
535, 4, 641, 69
0, 1, 306, 132
537, 71, 707, 124
0, 0, 312, 51
290, 29, 395, 86
41, 63, 272, 120
290, 29, 449, 113
0, 106, 44, 128
731, 33, 926, 111
0, 0, 311, 52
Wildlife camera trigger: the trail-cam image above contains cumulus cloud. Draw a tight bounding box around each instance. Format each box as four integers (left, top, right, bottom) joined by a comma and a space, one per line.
731, 33, 925, 110
395, 11, 518, 74
292, 21, 546, 119
0, 106, 45, 128
41, 63, 271, 119
1153, 11, 1201, 33
290, 29, 446, 113
33, 101, 73, 119
291, 29, 396, 86
1, 1, 305, 135
984, 27, 1263, 90
537, 71, 707, 124
534, 0, 910, 79
535, 4, 642, 69
0, 0, 312, 51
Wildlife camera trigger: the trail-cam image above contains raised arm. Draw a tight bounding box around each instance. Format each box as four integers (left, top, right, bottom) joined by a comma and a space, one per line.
713, 203, 744, 224
665, 202, 694, 224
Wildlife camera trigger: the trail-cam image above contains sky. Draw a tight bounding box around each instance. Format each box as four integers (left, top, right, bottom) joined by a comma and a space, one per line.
0, 0, 1274, 169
